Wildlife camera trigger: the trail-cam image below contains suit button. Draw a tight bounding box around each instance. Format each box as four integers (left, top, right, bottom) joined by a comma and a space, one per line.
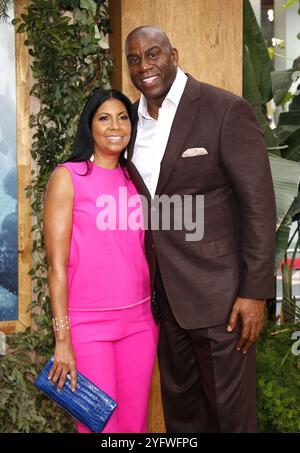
152, 243, 155, 249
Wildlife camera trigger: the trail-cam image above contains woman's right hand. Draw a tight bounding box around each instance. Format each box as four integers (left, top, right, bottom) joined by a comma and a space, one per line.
48, 339, 77, 392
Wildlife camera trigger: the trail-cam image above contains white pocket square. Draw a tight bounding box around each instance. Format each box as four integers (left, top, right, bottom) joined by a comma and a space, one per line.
182, 147, 208, 157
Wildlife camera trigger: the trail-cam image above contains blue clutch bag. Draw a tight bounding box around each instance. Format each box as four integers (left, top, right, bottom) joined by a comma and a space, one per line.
34, 357, 117, 433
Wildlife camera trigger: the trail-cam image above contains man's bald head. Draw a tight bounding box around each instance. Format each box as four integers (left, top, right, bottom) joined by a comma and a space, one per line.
125, 26, 173, 53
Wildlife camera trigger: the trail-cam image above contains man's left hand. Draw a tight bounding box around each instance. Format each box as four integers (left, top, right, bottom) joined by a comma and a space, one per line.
227, 297, 266, 353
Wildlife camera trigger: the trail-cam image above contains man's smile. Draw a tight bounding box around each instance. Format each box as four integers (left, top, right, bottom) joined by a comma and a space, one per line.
141, 75, 159, 86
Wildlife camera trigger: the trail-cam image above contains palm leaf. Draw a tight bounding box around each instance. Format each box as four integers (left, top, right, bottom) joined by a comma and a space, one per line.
243, 45, 279, 151
282, 129, 300, 161
269, 154, 300, 270
243, 0, 274, 103
275, 217, 292, 272
277, 111, 300, 142
271, 69, 294, 106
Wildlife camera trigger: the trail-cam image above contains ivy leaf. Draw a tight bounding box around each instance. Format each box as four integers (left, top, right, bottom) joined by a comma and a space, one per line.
84, 55, 92, 64
16, 23, 26, 33
99, 38, 109, 50
80, 0, 97, 14
74, 8, 87, 25
11, 18, 21, 25
94, 24, 100, 40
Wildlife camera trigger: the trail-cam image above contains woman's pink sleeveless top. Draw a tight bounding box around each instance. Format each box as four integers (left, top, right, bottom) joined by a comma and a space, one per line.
57, 161, 151, 311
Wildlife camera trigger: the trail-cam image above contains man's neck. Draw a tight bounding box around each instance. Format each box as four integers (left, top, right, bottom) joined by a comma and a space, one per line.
144, 70, 178, 120
147, 99, 163, 120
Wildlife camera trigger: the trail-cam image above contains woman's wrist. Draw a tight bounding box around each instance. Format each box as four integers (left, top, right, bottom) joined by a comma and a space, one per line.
52, 314, 72, 342
55, 331, 71, 342
52, 314, 71, 332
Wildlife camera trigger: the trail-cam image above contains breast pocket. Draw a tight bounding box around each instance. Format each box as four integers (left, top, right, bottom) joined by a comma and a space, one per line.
170, 152, 216, 191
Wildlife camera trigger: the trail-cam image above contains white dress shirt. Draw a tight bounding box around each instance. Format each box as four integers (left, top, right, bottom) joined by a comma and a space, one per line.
132, 68, 188, 198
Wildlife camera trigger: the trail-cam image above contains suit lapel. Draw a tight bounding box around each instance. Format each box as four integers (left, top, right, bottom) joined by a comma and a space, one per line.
155, 76, 202, 195
127, 103, 138, 161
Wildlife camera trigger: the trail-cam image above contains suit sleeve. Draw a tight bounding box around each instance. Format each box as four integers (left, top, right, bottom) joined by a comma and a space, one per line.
220, 97, 276, 299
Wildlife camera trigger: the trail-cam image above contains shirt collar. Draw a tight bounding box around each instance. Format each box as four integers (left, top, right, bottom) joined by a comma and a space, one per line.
138, 67, 188, 122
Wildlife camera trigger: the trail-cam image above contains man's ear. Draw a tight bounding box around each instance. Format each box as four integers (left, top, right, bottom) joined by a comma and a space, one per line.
172, 48, 179, 66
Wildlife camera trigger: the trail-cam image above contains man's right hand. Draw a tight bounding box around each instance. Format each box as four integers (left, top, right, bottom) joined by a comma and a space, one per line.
48, 339, 77, 392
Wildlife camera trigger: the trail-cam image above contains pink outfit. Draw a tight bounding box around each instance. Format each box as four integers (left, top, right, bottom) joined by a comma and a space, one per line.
56, 161, 159, 433
60, 161, 151, 310
69, 302, 158, 433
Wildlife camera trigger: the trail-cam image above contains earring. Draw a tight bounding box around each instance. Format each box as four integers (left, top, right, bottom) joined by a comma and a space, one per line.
90, 154, 95, 162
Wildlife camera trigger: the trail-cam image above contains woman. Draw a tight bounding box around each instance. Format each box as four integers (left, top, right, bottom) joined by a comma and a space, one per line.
44, 89, 159, 433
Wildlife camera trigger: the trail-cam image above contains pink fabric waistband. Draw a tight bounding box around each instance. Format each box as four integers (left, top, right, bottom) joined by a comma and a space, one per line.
68, 296, 151, 312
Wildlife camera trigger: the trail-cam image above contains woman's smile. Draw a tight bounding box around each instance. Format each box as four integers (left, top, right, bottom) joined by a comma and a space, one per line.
105, 135, 124, 143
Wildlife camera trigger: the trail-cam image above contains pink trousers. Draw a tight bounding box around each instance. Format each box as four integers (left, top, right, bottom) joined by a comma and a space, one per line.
68, 301, 159, 433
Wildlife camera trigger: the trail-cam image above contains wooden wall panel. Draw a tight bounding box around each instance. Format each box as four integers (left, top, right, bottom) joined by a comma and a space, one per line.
15, 0, 31, 332
109, 0, 243, 434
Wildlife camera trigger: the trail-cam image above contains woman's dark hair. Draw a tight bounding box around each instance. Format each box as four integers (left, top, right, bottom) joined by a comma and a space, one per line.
65, 89, 133, 172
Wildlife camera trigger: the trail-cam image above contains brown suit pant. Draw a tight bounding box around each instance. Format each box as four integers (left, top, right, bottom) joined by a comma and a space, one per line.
156, 266, 257, 433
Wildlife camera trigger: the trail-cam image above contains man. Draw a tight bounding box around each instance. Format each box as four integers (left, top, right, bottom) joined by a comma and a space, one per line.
125, 26, 276, 433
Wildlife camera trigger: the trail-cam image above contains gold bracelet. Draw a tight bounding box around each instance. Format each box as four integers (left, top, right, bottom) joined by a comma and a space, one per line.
52, 315, 71, 332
